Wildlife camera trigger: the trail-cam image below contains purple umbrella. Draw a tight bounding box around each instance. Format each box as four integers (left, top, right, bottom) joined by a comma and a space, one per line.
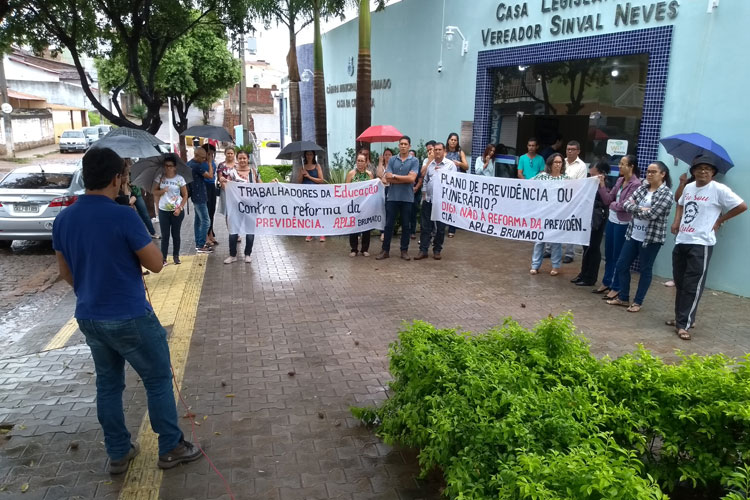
659, 133, 734, 174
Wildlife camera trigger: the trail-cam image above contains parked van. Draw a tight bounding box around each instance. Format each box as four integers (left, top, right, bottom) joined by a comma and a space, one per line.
59, 130, 89, 153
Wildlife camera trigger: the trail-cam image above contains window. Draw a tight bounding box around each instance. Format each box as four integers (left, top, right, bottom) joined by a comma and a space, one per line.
61, 131, 84, 138
0, 173, 74, 189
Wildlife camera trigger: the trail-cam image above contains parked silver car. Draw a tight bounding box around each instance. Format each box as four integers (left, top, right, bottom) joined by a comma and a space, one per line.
0, 164, 85, 246
82, 126, 101, 144
59, 130, 89, 153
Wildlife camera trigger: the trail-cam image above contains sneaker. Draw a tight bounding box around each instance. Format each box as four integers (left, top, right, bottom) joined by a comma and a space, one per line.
173, 257, 181, 265
152, 234, 161, 239
109, 442, 140, 475
244, 255, 252, 263
349, 251, 357, 257
305, 236, 313, 242
196, 245, 213, 254
319, 236, 326, 242
223, 256, 237, 264
563, 256, 574, 264
362, 251, 370, 257
157, 440, 202, 470
162, 260, 168, 267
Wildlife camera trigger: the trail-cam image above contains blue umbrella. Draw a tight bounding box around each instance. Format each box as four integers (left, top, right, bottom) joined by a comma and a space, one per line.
659, 133, 734, 174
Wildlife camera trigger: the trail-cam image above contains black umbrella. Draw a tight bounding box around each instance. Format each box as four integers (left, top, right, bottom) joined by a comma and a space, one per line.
276, 141, 325, 160
88, 136, 162, 159
130, 154, 193, 191
104, 127, 166, 147
182, 125, 234, 143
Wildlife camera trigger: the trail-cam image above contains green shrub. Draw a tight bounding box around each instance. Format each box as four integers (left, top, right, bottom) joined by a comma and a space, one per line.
327, 168, 348, 184
257, 165, 282, 183
353, 315, 750, 499
130, 103, 147, 120
88, 111, 101, 126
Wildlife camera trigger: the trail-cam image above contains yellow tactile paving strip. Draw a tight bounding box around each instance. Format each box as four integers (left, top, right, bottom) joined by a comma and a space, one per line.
43, 316, 79, 351
118, 254, 207, 500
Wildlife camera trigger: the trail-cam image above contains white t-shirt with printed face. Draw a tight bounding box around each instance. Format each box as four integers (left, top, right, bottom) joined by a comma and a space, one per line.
676, 181, 744, 246
158, 174, 187, 212
630, 191, 653, 242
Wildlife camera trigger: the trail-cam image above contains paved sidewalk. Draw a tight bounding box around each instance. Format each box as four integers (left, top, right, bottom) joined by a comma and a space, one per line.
1, 229, 749, 499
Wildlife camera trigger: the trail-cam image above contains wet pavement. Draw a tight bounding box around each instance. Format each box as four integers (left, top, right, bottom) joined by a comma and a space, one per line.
1, 218, 749, 499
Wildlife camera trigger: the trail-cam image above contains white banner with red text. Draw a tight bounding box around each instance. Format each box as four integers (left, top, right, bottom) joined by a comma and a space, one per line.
431, 172, 598, 245
224, 179, 386, 235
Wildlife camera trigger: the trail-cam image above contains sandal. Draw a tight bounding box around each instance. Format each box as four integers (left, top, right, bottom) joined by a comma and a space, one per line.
606, 298, 629, 307
677, 329, 691, 341
550, 269, 559, 276
626, 303, 641, 313
592, 286, 610, 294
602, 290, 619, 300
665, 319, 676, 326
529, 269, 538, 275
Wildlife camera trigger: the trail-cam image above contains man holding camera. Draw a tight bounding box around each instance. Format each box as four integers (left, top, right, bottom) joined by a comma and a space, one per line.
53, 147, 202, 474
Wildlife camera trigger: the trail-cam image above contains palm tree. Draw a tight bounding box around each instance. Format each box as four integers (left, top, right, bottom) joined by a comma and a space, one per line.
354, 1, 385, 152
355, 0, 372, 152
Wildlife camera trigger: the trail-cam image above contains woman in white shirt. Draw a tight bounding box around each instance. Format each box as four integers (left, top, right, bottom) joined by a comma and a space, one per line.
152, 154, 188, 266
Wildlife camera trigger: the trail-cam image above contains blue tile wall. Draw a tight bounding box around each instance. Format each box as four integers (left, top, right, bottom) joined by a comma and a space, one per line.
472, 26, 673, 175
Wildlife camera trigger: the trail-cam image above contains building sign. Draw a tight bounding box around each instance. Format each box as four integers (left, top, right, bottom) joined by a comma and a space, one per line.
327, 78, 392, 109
482, 1, 679, 47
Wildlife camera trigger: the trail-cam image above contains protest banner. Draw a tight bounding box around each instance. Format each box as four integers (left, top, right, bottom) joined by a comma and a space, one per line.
431, 172, 598, 245
224, 179, 385, 235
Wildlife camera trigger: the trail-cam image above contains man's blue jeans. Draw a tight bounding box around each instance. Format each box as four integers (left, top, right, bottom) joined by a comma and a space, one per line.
77, 311, 183, 459
193, 202, 209, 249
383, 201, 412, 252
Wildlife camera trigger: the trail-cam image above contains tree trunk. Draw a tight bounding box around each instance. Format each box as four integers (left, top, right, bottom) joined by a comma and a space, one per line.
355, 0, 372, 152
313, 6, 327, 150
287, 28, 302, 143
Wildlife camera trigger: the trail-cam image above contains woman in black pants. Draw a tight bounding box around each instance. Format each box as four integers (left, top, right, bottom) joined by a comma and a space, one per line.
572, 160, 611, 287
152, 155, 188, 265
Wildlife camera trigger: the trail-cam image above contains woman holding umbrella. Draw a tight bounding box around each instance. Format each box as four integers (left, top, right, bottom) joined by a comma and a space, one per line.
152, 154, 188, 266
297, 150, 326, 242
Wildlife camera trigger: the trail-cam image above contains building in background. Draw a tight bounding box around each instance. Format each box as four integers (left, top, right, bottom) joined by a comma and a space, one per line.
313, 0, 749, 296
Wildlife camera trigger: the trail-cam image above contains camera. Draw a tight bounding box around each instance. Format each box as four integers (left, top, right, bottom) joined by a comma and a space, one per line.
437, 63, 443, 73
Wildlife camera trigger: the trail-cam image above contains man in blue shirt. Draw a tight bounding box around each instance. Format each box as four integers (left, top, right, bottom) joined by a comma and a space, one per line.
53, 147, 202, 474
188, 147, 214, 253
377, 136, 420, 260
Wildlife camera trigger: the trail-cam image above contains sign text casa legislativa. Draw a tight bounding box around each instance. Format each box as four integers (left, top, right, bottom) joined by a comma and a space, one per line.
482, 0, 679, 46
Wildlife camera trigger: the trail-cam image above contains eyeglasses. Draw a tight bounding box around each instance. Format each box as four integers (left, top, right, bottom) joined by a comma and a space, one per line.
645, 170, 660, 175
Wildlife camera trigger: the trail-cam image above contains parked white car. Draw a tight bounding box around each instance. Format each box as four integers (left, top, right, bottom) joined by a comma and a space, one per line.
82, 126, 101, 144
59, 130, 89, 153
0, 164, 85, 245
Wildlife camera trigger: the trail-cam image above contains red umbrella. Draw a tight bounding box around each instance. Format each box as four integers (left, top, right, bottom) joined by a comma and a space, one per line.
356, 125, 404, 143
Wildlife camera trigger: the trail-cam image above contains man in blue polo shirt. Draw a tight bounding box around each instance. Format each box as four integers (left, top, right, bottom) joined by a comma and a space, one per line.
53, 147, 201, 474
377, 135, 420, 260
188, 146, 214, 253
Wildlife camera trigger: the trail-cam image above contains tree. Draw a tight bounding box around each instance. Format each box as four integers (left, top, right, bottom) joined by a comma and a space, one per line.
354, 0, 384, 152
255, 0, 314, 144
1, 0, 253, 133
97, 13, 240, 156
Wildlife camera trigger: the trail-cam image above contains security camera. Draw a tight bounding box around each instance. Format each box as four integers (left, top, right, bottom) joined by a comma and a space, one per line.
437, 63, 443, 73
516, 111, 524, 118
